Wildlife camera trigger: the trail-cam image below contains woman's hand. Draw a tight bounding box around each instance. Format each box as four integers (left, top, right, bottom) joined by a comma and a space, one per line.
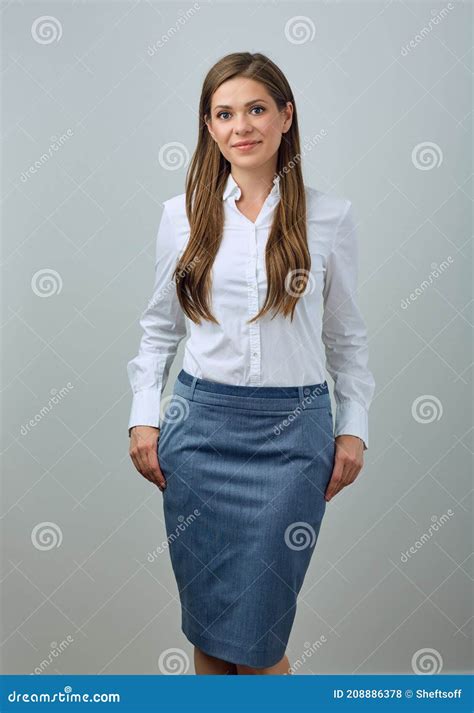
324, 435, 364, 502
129, 426, 167, 491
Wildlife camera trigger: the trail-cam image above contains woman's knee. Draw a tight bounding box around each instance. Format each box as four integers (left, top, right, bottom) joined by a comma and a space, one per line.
236, 655, 290, 675
194, 646, 237, 673
236, 663, 265, 675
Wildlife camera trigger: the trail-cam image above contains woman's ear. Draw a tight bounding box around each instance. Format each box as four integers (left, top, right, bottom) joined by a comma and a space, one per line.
204, 114, 216, 141
282, 102, 293, 134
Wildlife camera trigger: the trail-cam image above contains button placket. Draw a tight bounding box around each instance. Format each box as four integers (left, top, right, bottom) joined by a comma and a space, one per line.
225, 178, 280, 388
247, 223, 261, 385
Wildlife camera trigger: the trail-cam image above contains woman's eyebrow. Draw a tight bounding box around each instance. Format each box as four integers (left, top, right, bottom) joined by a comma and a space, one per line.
214, 98, 268, 109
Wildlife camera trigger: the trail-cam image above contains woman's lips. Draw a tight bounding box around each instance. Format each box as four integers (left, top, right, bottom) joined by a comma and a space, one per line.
233, 141, 262, 152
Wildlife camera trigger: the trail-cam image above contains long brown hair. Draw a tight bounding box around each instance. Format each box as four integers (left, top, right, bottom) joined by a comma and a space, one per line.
173, 51, 309, 325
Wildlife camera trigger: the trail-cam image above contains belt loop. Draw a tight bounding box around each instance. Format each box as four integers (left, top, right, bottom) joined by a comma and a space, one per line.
298, 385, 305, 403
190, 376, 198, 401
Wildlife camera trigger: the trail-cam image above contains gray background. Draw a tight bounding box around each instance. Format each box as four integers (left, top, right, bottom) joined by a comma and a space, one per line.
1, 0, 472, 675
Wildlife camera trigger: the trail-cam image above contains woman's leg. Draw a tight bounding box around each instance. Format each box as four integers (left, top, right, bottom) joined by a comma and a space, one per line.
194, 646, 238, 674
236, 653, 292, 675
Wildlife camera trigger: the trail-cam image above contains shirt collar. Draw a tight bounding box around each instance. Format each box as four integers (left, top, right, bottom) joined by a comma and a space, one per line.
222, 172, 281, 202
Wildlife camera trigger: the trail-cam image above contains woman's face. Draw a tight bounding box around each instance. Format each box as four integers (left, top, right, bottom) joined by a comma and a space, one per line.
205, 77, 293, 171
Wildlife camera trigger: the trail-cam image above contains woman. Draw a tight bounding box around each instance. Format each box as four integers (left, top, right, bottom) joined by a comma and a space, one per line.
127, 52, 375, 675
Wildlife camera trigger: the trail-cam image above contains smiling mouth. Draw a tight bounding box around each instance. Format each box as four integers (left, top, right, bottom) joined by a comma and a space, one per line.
233, 141, 262, 150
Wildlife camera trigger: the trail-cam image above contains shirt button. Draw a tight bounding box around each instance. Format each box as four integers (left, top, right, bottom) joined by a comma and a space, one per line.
304, 387, 310, 396
253, 352, 258, 357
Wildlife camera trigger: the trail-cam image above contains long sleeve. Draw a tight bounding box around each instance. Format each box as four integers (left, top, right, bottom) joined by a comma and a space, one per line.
322, 201, 375, 450
127, 203, 187, 435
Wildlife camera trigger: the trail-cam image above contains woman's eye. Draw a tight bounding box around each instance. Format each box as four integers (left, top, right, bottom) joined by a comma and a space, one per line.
216, 106, 265, 120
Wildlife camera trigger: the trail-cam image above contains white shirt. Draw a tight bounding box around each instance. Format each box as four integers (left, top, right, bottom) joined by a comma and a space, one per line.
127, 172, 375, 448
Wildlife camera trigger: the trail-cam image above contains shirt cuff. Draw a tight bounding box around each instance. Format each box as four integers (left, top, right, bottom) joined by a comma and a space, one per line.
334, 400, 369, 450
128, 388, 162, 436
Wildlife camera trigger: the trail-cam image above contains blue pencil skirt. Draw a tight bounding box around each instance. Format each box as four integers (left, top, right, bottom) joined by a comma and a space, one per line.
158, 368, 336, 669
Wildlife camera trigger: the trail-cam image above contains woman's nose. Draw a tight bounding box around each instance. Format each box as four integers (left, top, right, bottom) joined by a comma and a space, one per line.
233, 114, 253, 133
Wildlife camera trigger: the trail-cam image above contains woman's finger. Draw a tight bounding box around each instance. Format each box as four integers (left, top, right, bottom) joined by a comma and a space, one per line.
145, 446, 167, 489
130, 451, 154, 483
325, 457, 344, 501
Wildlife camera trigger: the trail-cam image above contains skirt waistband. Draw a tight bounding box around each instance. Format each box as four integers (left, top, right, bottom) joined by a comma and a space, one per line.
174, 369, 330, 412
